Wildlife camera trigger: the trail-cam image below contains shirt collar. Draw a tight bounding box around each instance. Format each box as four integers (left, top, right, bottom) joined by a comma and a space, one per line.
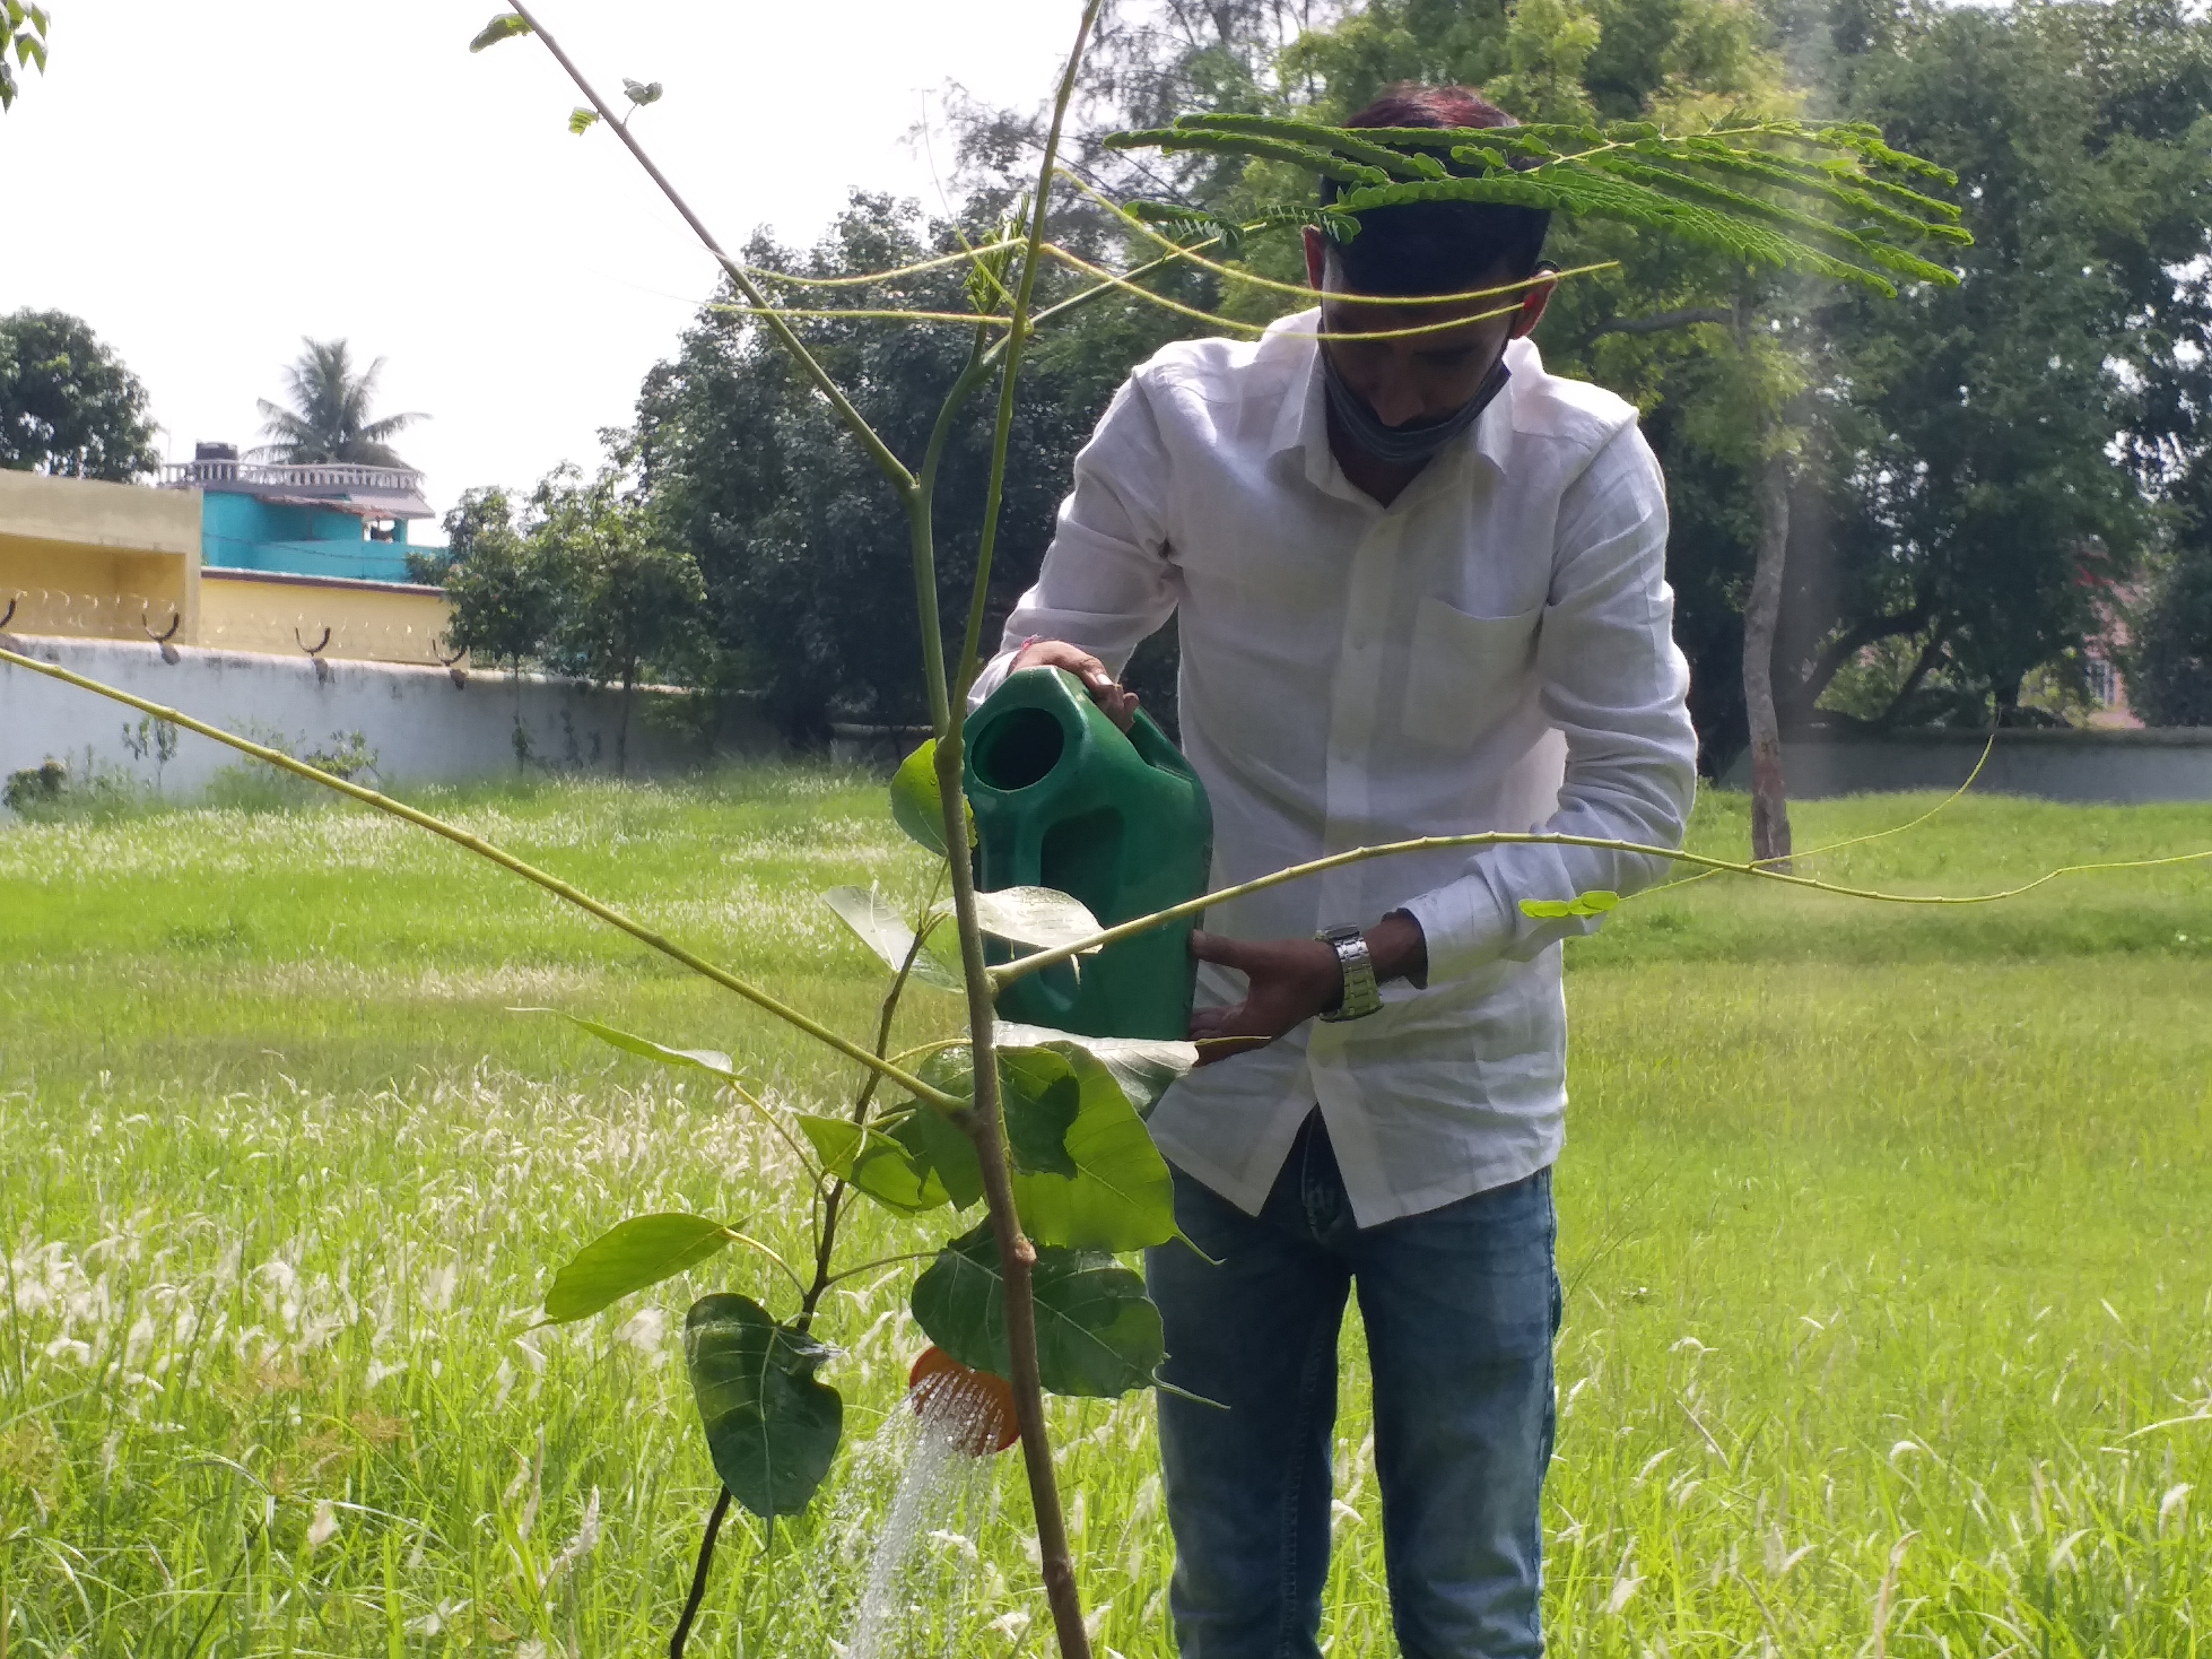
1264, 308, 1528, 494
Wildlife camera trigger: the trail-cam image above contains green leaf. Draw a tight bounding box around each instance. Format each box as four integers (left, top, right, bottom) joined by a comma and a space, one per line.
795, 1115, 949, 1214
819, 886, 963, 992
911, 1224, 1164, 1398
893, 1042, 1175, 1247
890, 740, 975, 855
995, 1022, 1197, 1120
684, 1294, 842, 1521
971, 886, 1102, 955
622, 78, 663, 108
524, 1010, 739, 1081
1519, 890, 1622, 920
468, 12, 531, 51
998, 1048, 1082, 1178
568, 106, 601, 136
1004, 1043, 1176, 1250
541, 1213, 733, 1322
890, 1105, 985, 1211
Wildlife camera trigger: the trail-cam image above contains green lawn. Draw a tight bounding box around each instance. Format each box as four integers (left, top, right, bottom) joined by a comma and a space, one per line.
2, 770, 2209, 1657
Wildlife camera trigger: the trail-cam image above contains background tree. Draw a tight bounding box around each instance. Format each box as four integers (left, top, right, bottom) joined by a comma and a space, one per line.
533, 458, 707, 773
0, 309, 160, 481
634, 192, 1189, 741
2131, 461, 2212, 726
435, 485, 558, 709
254, 337, 426, 467
1755, 0, 2206, 737
629, 0, 2212, 785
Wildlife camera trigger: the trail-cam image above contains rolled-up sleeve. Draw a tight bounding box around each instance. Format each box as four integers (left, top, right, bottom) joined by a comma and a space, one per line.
1401, 422, 1698, 983
967, 377, 1182, 711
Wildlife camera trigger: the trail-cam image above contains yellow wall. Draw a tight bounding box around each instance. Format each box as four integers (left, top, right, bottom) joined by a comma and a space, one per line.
198, 569, 457, 666
0, 472, 455, 667
0, 471, 199, 643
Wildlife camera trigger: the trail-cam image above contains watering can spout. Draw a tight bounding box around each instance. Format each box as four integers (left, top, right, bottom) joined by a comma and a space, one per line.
965, 667, 1214, 1041
907, 1346, 1020, 1456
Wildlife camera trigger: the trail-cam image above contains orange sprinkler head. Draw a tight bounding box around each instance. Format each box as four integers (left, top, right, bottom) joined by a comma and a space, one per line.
907, 1346, 1021, 1456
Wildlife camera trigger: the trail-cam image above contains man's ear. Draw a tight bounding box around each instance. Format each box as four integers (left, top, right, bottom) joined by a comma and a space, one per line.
1509, 262, 1558, 339
1302, 225, 1329, 292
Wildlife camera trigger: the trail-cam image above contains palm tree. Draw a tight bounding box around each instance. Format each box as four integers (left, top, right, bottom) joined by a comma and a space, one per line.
253, 338, 426, 467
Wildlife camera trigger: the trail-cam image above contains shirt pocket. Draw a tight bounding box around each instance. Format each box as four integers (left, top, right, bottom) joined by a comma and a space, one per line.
1402, 595, 1543, 751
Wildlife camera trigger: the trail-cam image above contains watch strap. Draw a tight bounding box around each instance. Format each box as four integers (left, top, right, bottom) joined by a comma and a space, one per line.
1315, 925, 1382, 1022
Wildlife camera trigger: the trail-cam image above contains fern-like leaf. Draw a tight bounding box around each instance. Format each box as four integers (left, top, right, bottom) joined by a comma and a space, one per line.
1107, 111, 1969, 295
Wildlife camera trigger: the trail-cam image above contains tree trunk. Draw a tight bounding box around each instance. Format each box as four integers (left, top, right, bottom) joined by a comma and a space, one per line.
1743, 451, 1793, 870
617, 669, 635, 778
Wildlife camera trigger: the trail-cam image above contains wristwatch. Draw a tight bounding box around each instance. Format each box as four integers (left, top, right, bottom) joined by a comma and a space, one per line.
1314, 925, 1383, 1022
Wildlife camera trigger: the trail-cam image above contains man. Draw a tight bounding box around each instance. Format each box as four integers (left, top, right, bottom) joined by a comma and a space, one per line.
967, 85, 1697, 1659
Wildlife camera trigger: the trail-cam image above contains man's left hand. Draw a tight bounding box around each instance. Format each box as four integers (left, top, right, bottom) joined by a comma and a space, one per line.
1187, 931, 1344, 1064
1186, 913, 1428, 1065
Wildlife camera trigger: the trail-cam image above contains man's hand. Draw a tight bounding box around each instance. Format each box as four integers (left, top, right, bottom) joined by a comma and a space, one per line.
1012, 639, 1139, 732
1187, 931, 1344, 1064
1186, 913, 1428, 1065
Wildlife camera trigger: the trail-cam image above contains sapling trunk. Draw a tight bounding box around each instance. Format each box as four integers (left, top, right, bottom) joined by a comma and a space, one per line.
935, 726, 1094, 1659
1744, 448, 1793, 870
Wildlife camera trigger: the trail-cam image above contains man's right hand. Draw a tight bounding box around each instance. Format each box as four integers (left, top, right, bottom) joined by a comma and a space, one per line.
1011, 639, 1140, 732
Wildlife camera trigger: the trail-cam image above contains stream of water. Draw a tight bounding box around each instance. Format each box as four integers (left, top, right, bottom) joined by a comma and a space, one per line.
836, 1372, 1004, 1659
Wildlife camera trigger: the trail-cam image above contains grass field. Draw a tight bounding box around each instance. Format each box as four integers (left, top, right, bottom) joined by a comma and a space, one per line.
2, 766, 2210, 1657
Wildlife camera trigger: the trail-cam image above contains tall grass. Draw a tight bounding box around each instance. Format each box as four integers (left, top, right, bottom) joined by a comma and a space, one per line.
2, 771, 2207, 1655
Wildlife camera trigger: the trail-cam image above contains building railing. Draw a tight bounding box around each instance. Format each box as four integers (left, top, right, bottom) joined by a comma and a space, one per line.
159, 459, 427, 494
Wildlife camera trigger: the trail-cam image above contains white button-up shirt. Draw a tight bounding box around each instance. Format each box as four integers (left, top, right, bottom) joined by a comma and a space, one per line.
971, 311, 1697, 1226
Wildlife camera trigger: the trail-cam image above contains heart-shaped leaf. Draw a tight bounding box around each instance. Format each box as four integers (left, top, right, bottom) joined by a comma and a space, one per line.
541, 1213, 734, 1323
684, 1294, 842, 1521
819, 887, 963, 992
998, 1048, 1082, 1178
890, 740, 974, 855
971, 886, 1103, 954
796, 1115, 950, 1214
890, 1105, 985, 1211
524, 1010, 739, 1081
890, 1043, 1173, 1248
910, 1225, 1164, 1398
995, 1022, 1197, 1119
1003, 1043, 1175, 1250
1518, 890, 1622, 920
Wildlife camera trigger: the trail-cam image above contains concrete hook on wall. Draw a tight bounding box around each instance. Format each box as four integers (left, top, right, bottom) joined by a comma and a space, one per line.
297, 625, 333, 685
144, 606, 183, 664
434, 633, 469, 689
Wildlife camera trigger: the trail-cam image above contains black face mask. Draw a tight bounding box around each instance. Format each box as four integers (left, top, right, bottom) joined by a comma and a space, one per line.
1322, 346, 1512, 466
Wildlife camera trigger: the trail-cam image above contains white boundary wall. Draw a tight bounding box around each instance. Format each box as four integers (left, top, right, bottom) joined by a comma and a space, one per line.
2, 634, 773, 802
1718, 727, 2212, 804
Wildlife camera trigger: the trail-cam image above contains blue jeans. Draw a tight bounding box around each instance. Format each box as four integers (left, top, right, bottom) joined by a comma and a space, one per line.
1147, 1113, 1562, 1659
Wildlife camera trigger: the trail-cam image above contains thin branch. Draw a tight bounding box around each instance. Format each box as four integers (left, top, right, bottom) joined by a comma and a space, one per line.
1788, 604, 1930, 718
668, 1488, 732, 1659
726, 1230, 810, 1302
503, 1, 916, 496
0, 645, 961, 1111
822, 1250, 940, 1287
1058, 168, 1608, 308
711, 305, 1016, 328
741, 240, 1024, 289
990, 821, 2212, 988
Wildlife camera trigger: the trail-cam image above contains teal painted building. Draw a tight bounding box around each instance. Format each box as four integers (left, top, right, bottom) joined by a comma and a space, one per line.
161, 445, 446, 583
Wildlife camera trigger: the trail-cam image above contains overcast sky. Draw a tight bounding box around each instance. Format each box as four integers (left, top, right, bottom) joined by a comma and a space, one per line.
6, 0, 1082, 522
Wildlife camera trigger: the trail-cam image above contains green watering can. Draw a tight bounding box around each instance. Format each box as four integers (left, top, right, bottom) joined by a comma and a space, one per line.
965, 667, 1213, 1040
